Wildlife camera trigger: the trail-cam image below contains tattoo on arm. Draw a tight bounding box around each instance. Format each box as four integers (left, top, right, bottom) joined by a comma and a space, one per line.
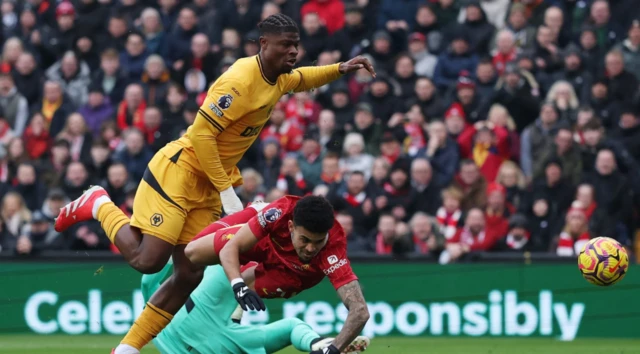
332, 281, 370, 350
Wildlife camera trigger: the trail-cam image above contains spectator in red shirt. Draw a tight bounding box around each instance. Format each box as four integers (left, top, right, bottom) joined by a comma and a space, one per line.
441, 207, 498, 264
260, 104, 304, 155
284, 91, 322, 128
457, 120, 509, 182
300, 0, 345, 35
23, 113, 50, 161
484, 182, 514, 242
116, 83, 146, 132
493, 29, 518, 75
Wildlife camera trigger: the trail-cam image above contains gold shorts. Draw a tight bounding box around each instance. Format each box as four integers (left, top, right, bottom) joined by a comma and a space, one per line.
130, 150, 222, 245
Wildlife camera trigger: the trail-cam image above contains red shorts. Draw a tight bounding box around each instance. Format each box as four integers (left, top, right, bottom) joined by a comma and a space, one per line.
209, 225, 323, 299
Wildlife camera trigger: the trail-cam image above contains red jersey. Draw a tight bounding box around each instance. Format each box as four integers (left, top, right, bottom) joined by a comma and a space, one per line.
247, 196, 357, 292
203, 195, 357, 299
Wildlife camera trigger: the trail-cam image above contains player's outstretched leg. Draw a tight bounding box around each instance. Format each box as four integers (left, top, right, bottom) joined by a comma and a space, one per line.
262, 318, 320, 353
54, 185, 173, 274
115, 244, 204, 354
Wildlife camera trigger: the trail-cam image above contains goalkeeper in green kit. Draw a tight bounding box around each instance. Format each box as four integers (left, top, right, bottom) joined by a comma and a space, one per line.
140, 261, 369, 354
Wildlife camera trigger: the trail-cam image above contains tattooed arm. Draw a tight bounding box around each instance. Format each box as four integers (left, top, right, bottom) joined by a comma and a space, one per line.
331, 280, 370, 350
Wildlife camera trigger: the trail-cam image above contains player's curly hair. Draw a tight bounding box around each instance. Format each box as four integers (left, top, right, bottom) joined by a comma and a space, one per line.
257, 13, 299, 36
293, 196, 335, 234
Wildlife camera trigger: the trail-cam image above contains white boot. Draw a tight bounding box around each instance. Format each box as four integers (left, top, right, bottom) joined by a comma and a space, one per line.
113, 344, 140, 354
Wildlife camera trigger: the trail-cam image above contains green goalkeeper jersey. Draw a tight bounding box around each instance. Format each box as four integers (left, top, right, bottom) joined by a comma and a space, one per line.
141, 264, 273, 354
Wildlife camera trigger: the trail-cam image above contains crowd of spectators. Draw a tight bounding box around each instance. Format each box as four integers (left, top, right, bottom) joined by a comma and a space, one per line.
0, 0, 639, 264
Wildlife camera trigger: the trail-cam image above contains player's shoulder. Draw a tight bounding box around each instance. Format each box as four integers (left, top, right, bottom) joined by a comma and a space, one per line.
255, 196, 298, 229
210, 56, 257, 89
329, 221, 347, 243
324, 220, 347, 253
268, 195, 302, 213
276, 67, 301, 85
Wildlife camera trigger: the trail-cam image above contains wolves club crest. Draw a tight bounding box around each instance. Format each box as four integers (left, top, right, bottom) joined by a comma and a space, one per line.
217, 94, 233, 110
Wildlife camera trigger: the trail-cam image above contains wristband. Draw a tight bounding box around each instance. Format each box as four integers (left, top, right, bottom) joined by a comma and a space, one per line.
230, 278, 244, 287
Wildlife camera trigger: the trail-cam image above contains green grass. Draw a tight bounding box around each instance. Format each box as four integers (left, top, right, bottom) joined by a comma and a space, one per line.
0, 335, 640, 354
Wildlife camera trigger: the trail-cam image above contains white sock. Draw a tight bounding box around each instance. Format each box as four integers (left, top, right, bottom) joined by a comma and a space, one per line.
114, 344, 140, 354
92, 195, 111, 219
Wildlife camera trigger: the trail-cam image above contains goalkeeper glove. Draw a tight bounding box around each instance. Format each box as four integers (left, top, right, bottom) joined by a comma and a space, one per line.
220, 186, 243, 215
232, 280, 265, 311
310, 344, 340, 354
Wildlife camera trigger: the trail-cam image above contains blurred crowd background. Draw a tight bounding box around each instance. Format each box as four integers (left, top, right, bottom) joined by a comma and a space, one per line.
0, 0, 639, 263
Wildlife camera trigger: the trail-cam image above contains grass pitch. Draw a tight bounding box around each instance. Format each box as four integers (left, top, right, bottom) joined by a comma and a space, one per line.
0, 335, 639, 354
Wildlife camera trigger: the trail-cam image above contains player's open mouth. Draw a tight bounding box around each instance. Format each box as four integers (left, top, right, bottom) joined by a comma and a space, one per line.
286, 58, 296, 65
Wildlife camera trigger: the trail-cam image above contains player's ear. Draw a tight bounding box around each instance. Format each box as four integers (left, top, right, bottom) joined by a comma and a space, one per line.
259, 36, 267, 50
288, 220, 294, 233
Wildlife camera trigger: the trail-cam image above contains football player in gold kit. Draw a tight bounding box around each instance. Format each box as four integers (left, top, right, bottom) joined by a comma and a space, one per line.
54, 13, 375, 354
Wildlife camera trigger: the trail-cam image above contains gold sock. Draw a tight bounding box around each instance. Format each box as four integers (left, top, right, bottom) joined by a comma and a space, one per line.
97, 202, 130, 243
120, 302, 174, 350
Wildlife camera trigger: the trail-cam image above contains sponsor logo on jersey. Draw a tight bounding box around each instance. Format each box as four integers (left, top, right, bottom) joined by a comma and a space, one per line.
323, 258, 348, 275
231, 87, 241, 96
217, 94, 233, 110
263, 208, 282, 223
327, 255, 339, 265
239, 125, 263, 137
209, 103, 224, 117
291, 263, 311, 272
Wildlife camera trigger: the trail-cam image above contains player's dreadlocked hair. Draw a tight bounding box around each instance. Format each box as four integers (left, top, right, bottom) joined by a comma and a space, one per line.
293, 196, 335, 234
257, 13, 299, 36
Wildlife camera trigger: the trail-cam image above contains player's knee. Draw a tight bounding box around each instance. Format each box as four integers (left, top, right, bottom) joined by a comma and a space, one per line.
283, 317, 305, 330
184, 241, 197, 261
130, 248, 171, 274
129, 234, 174, 274
132, 257, 166, 274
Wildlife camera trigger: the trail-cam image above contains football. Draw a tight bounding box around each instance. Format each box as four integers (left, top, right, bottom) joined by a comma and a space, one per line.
578, 237, 629, 286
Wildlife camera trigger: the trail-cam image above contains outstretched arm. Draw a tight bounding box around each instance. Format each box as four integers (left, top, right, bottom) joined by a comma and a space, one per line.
331, 280, 370, 351
218, 223, 260, 281
185, 204, 265, 265
288, 56, 376, 93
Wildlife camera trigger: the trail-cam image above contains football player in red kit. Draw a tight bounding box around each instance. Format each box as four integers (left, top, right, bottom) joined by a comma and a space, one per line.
185, 196, 370, 354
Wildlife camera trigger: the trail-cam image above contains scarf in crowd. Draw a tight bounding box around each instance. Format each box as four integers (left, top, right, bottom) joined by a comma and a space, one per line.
383, 182, 408, 196
382, 149, 401, 165
276, 172, 307, 193
191, 57, 203, 70
557, 231, 590, 256
320, 171, 341, 184
458, 227, 485, 247
404, 123, 426, 155
505, 231, 531, 249
472, 142, 494, 167
116, 100, 146, 131
375, 233, 393, 254
583, 202, 597, 220
436, 207, 462, 239
413, 235, 430, 254
342, 191, 366, 208
41, 98, 62, 125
